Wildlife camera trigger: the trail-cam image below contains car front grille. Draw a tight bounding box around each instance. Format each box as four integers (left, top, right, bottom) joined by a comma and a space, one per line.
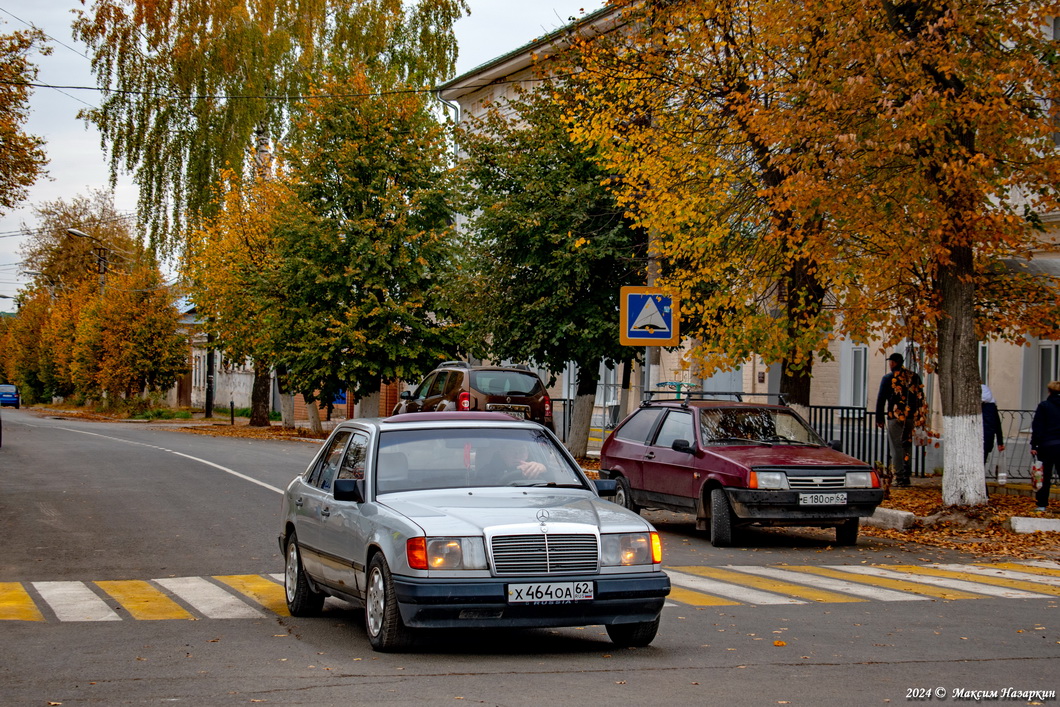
490, 534, 599, 575
787, 476, 848, 489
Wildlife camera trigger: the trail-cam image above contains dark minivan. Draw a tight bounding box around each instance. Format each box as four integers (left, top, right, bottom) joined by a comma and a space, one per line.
600, 397, 883, 547
393, 362, 554, 431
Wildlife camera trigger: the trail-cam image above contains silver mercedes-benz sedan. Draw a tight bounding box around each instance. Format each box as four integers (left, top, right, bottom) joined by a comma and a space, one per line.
278, 412, 670, 652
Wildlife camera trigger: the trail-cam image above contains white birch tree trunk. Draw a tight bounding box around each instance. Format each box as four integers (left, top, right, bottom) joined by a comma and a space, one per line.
305, 399, 323, 436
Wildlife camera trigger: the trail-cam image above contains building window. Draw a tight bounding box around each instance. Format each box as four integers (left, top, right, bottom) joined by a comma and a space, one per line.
979, 342, 989, 385
850, 346, 867, 408
1040, 342, 1060, 395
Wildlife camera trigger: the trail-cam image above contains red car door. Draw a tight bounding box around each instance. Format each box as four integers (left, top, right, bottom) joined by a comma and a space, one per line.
642, 409, 701, 511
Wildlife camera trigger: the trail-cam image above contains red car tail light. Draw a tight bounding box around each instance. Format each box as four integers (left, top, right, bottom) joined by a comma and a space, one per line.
457, 391, 471, 410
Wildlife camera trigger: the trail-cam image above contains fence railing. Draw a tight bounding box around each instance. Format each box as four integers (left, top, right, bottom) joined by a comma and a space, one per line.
806, 405, 928, 476
806, 406, 1038, 480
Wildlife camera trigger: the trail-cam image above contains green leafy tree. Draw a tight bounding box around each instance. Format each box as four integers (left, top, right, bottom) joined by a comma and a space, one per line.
271, 71, 456, 410
453, 85, 647, 455
0, 27, 49, 214
74, 0, 467, 251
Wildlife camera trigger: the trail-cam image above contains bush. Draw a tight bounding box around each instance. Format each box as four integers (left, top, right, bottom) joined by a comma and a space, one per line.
131, 408, 193, 420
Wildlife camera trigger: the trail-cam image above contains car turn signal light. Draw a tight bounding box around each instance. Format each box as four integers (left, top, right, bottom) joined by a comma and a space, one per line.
407, 537, 428, 570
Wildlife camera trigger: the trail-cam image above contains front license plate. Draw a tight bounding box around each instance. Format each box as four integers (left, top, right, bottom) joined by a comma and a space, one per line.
799, 492, 847, 505
508, 581, 594, 604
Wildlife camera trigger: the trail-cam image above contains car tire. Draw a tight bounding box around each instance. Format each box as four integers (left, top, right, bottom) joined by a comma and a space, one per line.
613, 475, 639, 514
285, 533, 325, 616
835, 518, 859, 546
710, 488, 733, 548
606, 616, 660, 647
365, 553, 413, 652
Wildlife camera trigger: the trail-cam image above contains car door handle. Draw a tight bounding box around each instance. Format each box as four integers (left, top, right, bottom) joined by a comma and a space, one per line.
294, 498, 304, 507
321, 507, 330, 518
645, 452, 655, 459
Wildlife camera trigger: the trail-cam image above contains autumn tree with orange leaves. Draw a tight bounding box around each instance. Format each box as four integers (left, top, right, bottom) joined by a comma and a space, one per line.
567, 0, 1060, 506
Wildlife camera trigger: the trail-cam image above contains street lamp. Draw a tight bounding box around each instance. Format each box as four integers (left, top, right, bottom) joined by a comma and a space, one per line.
66, 228, 108, 291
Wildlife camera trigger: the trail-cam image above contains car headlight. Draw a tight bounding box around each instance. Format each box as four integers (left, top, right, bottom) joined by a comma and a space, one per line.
752, 471, 789, 490
406, 537, 488, 570
846, 471, 878, 488
602, 532, 662, 566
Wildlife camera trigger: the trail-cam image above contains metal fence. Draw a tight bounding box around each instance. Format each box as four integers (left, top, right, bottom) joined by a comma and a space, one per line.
806, 405, 1038, 480
806, 405, 929, 476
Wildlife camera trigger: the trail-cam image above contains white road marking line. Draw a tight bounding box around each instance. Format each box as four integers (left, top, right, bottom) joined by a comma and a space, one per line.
827, 565, 1052, 599
56, 427, 284, 494
153, 577, 263, 619
666, 570, 806, 605
732, 566, 931, 601
32, 581, 121, 621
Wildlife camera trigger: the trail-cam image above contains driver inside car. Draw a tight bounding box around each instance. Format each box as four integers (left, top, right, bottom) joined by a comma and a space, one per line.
481, 442, 548, 481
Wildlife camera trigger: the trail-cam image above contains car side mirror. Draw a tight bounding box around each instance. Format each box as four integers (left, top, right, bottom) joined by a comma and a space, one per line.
333, 479, 365, 503
672, 438, 695, 454
594, 479, 618, 497
828, 440, 843, 452
399, 390, 413, 400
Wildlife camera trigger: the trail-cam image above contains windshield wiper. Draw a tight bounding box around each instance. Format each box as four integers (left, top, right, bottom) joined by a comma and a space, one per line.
712, 437, 771, 446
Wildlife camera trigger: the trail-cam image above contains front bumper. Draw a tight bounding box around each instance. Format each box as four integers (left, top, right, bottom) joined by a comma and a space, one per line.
392, 571, 670, 629
726, 488, 884, 522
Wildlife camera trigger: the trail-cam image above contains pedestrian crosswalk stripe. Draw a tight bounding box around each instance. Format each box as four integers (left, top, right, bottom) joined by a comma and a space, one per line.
95, 580, 196, 620
827, 565, 1050, 600
5, 562, 1060, 622
985, 562, 1060, 579
882, 565, 1060, 599
32, 581, 121, 621
674, 566, 866, 603
0, 582, 44, 621
154, 577, 263, 619
665, 585, 742, 607
667, 569, 807, 605
214, 575, 289, 617
780, 565, 985, 600
735, 566, 930, 602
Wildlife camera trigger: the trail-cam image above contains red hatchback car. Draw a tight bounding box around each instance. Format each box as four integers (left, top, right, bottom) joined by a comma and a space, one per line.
600, 397, 883, 547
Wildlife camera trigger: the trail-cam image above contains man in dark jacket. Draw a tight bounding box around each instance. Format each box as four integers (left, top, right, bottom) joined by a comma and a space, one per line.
875, 352, 925, 487
1030, 380, 1060, 512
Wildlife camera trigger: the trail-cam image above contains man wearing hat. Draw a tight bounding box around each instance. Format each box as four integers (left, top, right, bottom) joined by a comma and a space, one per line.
875, 352, 925, 487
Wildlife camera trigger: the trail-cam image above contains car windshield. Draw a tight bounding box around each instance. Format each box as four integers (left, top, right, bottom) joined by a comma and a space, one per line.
375, 427, 585, 493
700, 408, 825, 446
469, 371, 543, 396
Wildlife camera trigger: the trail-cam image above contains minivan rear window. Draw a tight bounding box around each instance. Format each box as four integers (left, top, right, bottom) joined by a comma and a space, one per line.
470, 371, 542, 396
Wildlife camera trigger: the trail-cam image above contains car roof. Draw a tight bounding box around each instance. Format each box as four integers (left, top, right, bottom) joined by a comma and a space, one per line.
337, 411, 544, 433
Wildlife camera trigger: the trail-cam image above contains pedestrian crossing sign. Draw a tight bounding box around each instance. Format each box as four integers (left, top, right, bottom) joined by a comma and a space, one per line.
620, 286, 680, 346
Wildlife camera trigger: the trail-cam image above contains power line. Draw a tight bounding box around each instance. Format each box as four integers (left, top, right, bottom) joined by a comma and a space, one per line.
0, 6, 98, 109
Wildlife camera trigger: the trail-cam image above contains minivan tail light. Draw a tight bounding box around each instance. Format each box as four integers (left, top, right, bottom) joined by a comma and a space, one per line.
457, 391, 470, 411
544, 394, 552, 417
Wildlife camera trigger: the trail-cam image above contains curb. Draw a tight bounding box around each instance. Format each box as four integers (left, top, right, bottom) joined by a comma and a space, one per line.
1009, 516, 1060, 534
862, 507, 915, 530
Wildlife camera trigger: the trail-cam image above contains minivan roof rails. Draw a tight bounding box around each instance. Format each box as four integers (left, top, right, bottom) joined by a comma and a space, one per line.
439, 360, 471, 368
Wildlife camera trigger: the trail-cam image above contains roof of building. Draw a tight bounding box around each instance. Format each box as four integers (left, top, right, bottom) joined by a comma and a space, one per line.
436, 5, 619, 102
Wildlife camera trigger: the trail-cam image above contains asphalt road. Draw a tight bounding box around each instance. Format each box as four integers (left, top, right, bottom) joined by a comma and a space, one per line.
1, 408, 1058, 706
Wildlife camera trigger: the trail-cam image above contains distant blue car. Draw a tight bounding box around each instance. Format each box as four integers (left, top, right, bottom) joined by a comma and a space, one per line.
0, 384, 20, 409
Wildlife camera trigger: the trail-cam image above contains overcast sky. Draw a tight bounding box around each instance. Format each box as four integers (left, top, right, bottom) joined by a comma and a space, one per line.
0, 0, 599, 302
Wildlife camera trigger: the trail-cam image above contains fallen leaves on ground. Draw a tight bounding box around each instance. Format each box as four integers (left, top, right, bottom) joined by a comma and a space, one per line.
862, 485, 1059, 560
